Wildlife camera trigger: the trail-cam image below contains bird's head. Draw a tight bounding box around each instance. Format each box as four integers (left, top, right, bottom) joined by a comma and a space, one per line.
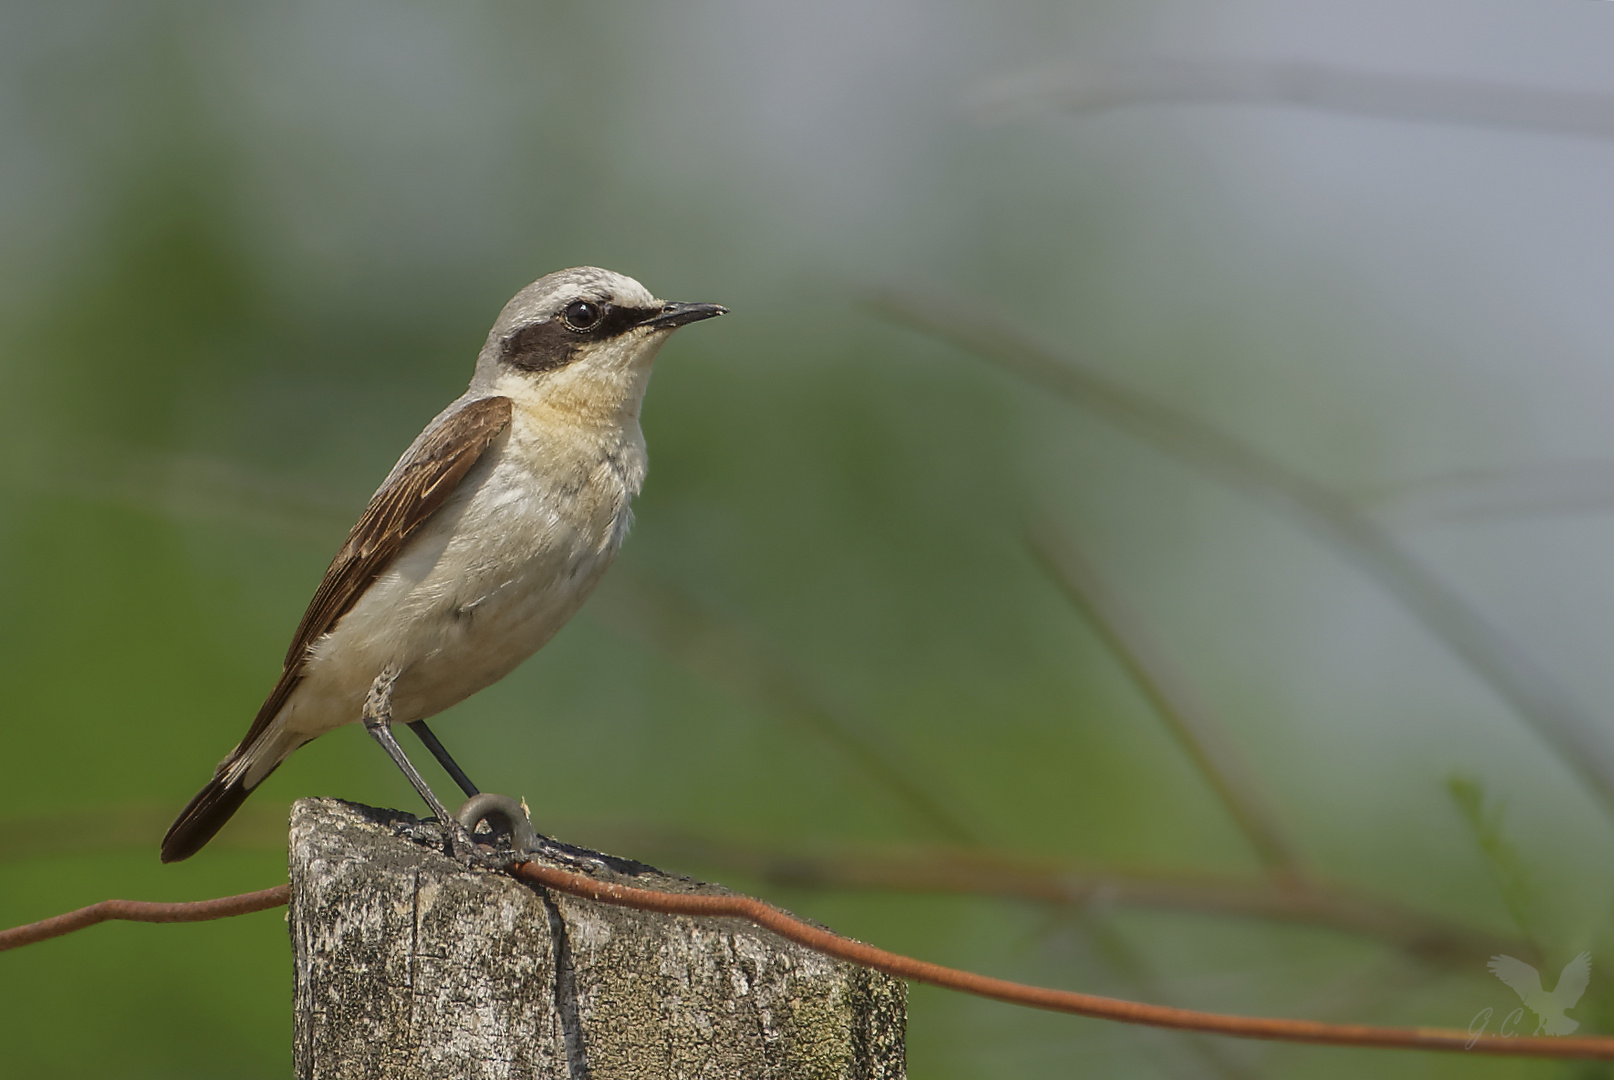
474, 266, 725, 424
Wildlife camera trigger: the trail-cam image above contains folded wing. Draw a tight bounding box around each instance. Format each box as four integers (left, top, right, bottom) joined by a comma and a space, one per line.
160, 395, 514, 863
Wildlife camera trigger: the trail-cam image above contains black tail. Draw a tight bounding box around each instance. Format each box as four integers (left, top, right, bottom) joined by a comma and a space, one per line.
160, 769, 268, 863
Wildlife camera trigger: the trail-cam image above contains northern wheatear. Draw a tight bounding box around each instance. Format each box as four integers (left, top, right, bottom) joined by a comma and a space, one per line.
162, 267, 725, 862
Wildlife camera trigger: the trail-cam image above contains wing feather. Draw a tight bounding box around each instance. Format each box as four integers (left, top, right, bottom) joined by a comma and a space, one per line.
240, 394, 513, 752
161, 395, 512, 863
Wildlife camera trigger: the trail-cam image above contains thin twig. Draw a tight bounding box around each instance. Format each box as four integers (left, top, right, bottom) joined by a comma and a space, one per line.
590, 830, 1523, 966
1027, 521, 1303, 876
969, 57, 1614, 143
1039, 906, 1262, 1079
1229, 953, 1442, 1074
870, 291, 1614, 822
0, 802, 288, 862
591, 568, 981, 844
1365, 460, 1614, 524
35, 448, 358, 544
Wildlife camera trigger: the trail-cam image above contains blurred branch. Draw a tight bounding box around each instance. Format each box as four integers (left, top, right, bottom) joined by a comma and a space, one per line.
0, 801, 288, 863
0, 805, 1524, 965
1037, 906, 1261, 1080
590, 569, 982, 845
1446, 775, 1542, 955
871, 290, 1614, 823
1027, 521, 1303, 877
1365, 460, 1614, 524
578, 827, 1524, 967
1249, 954, 1439, 1072
24, 446, 358, 543
969, 57, 1614, 142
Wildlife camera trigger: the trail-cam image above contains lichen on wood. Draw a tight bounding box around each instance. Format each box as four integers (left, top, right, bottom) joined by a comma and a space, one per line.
290, 798, 906, 1079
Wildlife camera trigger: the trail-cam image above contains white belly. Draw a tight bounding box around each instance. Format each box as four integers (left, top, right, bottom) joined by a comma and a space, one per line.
268, 425, 639, 750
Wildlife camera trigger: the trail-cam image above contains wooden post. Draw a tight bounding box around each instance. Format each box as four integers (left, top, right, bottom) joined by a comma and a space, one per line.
289, 798, 907, 1079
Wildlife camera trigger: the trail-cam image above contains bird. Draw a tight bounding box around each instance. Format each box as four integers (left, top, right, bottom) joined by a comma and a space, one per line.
1487, 952, 1592, 1035
161, 267, 726, 863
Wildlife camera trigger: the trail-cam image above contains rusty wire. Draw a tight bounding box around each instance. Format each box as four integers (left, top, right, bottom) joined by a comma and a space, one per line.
0, 885, 290, 952
4, 868, 1610, 1059
509, 860, 1614, 1059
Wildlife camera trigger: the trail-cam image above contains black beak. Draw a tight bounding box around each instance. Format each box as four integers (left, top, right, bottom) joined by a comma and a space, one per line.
640, 301, 728, 330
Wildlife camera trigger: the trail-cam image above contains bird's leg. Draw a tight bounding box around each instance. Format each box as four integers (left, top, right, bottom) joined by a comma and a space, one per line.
366, 674, 583, 867
361, 667, 456, 826
406, 720, 481, 799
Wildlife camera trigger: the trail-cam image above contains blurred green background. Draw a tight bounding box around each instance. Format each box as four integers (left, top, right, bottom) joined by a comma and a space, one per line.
6, 1, 1614, 1076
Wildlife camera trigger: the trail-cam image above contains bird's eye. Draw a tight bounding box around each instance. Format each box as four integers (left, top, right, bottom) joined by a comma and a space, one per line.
562, 300, 602, 331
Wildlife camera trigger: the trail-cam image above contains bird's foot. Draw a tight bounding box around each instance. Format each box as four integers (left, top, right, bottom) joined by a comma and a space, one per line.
519, 832, 609, 873
440, 816, 503, 867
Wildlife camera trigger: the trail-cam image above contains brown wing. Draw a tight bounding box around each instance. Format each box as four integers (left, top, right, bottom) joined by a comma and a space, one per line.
240, 394, 514, 750
162, 394, 513, 863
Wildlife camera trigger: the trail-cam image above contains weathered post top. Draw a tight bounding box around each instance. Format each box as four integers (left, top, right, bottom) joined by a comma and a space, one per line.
290, 798, 906, 1080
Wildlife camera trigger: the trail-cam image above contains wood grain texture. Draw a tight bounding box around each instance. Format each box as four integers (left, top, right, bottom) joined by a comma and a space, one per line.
290, 799, 906, 1080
